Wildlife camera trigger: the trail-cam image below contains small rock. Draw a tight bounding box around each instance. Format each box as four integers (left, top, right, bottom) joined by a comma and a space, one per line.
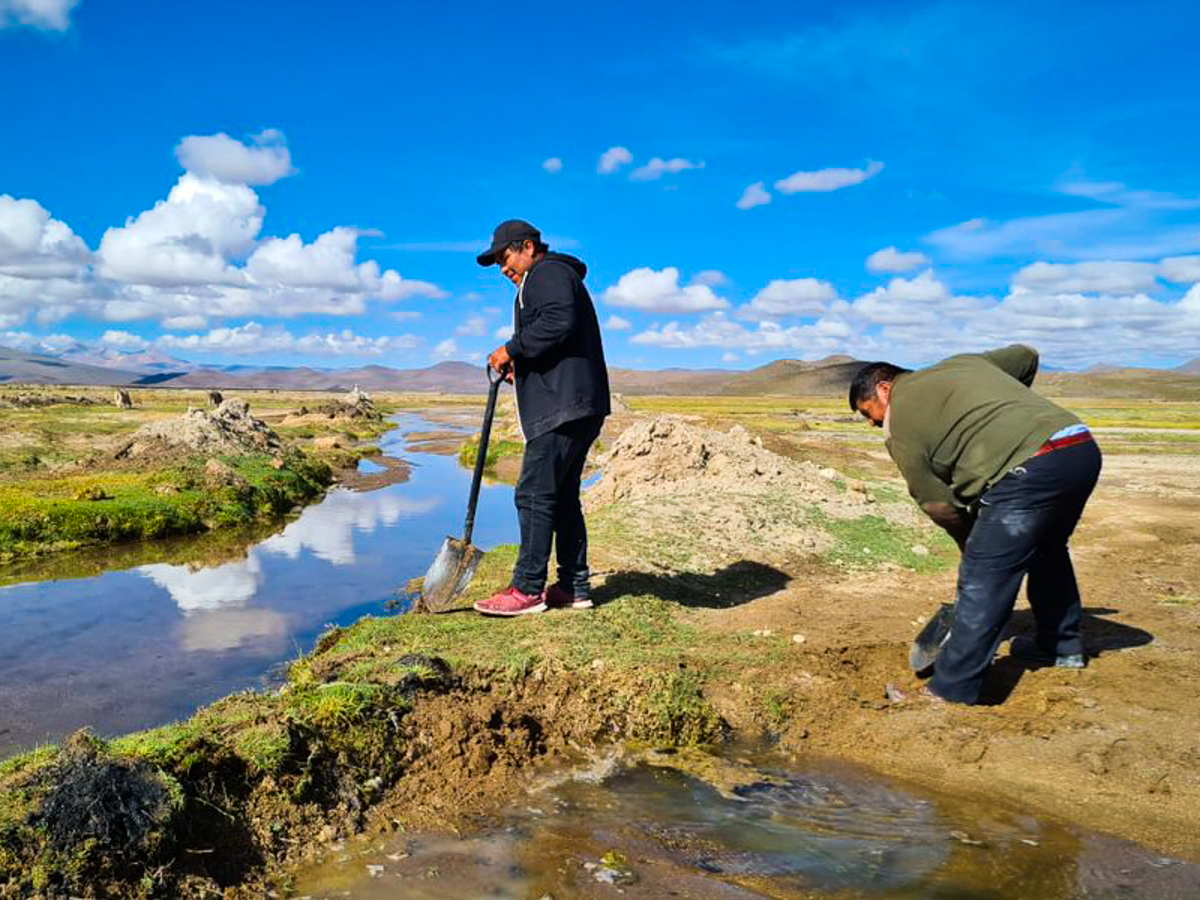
314, 435, 346, 451
916, 615, 927, 624
792, 633, 807, 644
911, 545, 930, 557
819, 467, 838, 480
1021, 838, 1040, 847
366, 864, 385, 878
949, 830, 986, 846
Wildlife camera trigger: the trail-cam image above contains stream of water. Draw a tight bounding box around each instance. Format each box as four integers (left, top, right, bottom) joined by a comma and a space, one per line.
0, 413, 516, 758
293, 751, 1200, 899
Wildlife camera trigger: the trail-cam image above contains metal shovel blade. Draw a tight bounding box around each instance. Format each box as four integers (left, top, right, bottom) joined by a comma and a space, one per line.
420, 536, 485, 613
909, 603, 955, 673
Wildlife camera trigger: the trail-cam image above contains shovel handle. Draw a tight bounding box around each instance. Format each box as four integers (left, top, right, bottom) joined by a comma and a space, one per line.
462, 366, 505, 545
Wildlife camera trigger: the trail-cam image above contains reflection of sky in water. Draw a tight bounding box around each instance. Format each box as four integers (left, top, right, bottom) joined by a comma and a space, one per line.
0, 413, 516, 756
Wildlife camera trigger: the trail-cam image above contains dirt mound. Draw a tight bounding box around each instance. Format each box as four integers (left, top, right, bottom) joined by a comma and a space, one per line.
289, 390, 383, 423
0, 392, 103, 408
586, 416, 918, 566
115, 397, 284, 460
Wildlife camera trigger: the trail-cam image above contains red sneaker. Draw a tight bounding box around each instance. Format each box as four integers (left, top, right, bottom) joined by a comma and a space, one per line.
474, 585, 547, 617
544, 583, 594, 610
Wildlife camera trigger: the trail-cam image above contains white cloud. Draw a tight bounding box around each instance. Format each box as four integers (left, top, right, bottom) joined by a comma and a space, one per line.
742, 278, 838, 319
433, 337, 458, 359
175, 129, 296, 186
1161, 255, 1200, 284
0, 0, 78, 30
542, 157, 563, 174
602, 267, 729, 314
0, 330, 79, 353
722, 351, 740, 363
597, 146, 633, 175
162, 315, 208, 330
691, 270, 730, 288
632, 311, 851, 353
603, 314, 631, 331
866, 246, 930, 274
493, 324, 513, 340
454, 315, 489, 337
97, 174, 263, 287
736, 181, 771, 210
629, 157, 704, 181
152, 322, 421, 357
775, 160, 883, 194
0, 195, 91, 278
100, 329, 150, 349
1013, 261, 1160, 295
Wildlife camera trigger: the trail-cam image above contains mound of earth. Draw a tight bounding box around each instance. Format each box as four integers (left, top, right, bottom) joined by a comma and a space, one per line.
114, 397, 284, 461
586, 417, 919, 565
0, 392, 103, 408
287, 390, 382, 423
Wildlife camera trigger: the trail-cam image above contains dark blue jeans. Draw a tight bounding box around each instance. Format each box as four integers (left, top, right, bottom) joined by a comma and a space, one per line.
929, 440, 1103, 704
511, 415, 604, 597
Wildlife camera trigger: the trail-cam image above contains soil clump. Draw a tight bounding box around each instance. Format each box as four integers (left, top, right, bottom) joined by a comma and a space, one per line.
112, 398, 284, 463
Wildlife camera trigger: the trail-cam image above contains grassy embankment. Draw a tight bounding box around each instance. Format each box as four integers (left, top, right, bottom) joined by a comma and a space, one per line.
0, 387, 398, 563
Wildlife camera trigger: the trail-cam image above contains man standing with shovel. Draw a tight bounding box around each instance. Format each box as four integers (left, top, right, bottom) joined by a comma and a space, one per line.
849, 345, 1102, 704
473, 220, 610, 616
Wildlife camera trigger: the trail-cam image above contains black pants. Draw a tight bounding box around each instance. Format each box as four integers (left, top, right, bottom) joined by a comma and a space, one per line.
511, 415, 604, 597
929, 440, 1102, 704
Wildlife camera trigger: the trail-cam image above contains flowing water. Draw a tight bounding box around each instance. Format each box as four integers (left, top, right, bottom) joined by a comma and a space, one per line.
0, 413, 516, 758
293, 751, 1200, 899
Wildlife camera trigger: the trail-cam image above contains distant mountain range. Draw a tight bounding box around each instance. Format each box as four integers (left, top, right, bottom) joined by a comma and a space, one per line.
2, 343, 1199, 398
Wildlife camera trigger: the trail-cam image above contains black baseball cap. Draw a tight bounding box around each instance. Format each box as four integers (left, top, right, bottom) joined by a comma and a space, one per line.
477, 219, 541, 266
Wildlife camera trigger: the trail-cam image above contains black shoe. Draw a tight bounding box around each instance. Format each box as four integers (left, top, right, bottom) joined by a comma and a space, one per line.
1009, 636, 1086, 669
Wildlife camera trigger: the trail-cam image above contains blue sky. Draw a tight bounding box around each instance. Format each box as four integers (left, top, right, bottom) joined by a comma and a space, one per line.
2, 0, 1199, 371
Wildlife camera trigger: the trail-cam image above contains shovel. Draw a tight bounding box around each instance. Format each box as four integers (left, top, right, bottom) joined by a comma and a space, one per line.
909, 602, 955, 673
419, 366, 505, 612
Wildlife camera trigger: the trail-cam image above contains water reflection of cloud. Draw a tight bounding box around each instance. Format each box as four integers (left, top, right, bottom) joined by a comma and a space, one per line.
177, 607, 288, 653
140, 556, 263, 612
257, 488, 440, 566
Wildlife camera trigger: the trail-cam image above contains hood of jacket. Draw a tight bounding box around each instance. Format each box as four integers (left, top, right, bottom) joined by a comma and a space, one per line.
537, 251, 587, 280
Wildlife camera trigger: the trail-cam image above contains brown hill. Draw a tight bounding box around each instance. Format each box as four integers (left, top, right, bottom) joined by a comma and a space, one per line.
0, 346, 143, 386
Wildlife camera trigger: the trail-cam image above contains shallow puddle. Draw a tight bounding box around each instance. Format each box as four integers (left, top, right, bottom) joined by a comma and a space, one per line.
0, 413, 516, 758
293, 751, 1200, 899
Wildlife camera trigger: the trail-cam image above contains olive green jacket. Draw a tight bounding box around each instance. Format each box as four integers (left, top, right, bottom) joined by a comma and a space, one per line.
885, 345, 1080, 509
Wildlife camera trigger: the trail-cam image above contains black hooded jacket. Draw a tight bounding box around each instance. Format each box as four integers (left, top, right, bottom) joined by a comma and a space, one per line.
503, 252, 610, 440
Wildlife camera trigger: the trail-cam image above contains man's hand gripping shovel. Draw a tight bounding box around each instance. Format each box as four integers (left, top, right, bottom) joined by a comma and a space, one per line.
418, 365, 506, 613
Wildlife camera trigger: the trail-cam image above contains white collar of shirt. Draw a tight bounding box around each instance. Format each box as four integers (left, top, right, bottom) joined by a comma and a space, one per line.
883, 402, 892, 439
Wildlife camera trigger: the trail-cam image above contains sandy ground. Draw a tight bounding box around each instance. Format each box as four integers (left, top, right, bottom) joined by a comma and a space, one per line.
681, 448, 1200, 862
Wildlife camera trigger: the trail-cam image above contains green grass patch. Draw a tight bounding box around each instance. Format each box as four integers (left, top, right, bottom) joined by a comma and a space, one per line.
0, 452, 331, 563
458, 436, 524, 471
812, 510, 957, 573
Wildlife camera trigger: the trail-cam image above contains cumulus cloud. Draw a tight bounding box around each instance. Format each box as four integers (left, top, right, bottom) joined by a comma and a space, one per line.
632, 311, 851, 353
597, 146, 633, 174
1013, 261, 1161, 295
602, 267, 729, 314
629, 157, 704, 181
542, 157, 563, 174
0, 330, 79, 353
493, 324, 513, 340
175, 129, 296, 186
99, 329, 149, 349
454, 314, 489, 337
691, 270, 730, 288
736, 182, 771, 210
0, 195, 91, 278
433, 338, 458, 359
603, 314, 631, 331
151, 322, 421, 357
0, 0, 78, 30
866, 246, 930, 273
1161, 255, 1200, 284
742, 277, 838, 318
775, 160, 884, 194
